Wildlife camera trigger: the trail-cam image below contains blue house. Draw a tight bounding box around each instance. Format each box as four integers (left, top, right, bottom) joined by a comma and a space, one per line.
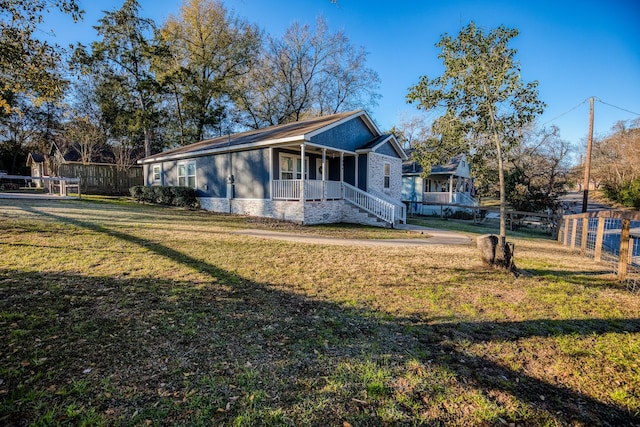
402, 152, 477, 215
138, 110, 407, 227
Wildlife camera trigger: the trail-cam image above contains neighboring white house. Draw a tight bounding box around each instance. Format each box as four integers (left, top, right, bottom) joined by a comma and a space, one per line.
138, 110, 408, 227
402, 152, 477, 215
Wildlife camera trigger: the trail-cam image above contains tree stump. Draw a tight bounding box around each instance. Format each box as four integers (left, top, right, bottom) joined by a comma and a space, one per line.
477, 234, 515, 271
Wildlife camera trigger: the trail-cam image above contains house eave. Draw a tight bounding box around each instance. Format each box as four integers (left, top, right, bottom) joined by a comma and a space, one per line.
138, 135, 311, 164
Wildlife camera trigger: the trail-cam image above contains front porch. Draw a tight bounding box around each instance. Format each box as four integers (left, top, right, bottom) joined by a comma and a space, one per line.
270, 179, 406, 226
272, 179, 343, 201
417, 174, 477, 206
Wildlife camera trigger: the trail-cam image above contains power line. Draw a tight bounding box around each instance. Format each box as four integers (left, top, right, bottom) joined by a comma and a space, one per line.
595, 98, 640, 117
541, 98, 589, 126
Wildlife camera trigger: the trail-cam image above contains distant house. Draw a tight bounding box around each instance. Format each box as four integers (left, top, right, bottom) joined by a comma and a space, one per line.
402, 152, 477, 215
138, 110, 408, 227
26, 143, 143, 195
26, 152, 48, 187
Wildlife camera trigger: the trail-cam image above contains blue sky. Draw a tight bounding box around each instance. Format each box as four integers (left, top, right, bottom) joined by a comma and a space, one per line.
45, 0, 640, 151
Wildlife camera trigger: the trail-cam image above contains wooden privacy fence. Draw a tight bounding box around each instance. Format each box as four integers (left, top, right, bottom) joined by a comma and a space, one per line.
59, 164, 143, 195
558, 210, 640, 288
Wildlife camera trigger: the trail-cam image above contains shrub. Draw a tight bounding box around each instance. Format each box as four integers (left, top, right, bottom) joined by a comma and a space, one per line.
155, 186, 174, 205
172, 186, 198, 208
129, 186, 198, 209
604, 179, 640, 208
141, 186, 156, 203
129, 186, 144, 202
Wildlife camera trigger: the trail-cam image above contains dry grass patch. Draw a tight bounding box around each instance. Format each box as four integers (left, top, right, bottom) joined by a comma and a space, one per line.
1, 198, 638, 426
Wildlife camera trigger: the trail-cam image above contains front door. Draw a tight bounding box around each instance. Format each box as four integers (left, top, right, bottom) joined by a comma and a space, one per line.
315, 158, 324, 180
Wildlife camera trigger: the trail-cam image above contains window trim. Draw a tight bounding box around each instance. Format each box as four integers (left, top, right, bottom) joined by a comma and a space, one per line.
279, 153, 308, 180
177, 161, 196, 188
152, 165, 161, 183
383, 162, 391, 189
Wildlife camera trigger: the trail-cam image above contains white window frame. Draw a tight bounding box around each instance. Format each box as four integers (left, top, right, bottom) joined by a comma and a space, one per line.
152, 165, 161, 183
279, 153, 308, 180
178, 161, 196, 188
383, 162, 391, 189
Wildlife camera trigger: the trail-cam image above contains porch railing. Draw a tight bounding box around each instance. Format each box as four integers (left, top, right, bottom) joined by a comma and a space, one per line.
343, 183, 405, 225
272, 179, 301, 200
272, 179, 343, 201
423, 191, 477, 205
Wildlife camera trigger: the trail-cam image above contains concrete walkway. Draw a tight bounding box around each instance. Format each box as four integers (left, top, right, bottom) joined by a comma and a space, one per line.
234, 224, 471, 247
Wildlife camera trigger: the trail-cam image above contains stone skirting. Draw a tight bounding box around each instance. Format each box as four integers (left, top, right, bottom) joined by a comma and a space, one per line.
198, 196, 392, 227
198, 197, 304, 223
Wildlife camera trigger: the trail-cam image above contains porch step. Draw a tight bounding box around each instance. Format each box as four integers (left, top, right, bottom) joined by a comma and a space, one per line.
343, 203, 392, 228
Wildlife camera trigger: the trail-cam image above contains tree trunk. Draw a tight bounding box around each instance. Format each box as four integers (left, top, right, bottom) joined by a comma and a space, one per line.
477, 234, 515, 271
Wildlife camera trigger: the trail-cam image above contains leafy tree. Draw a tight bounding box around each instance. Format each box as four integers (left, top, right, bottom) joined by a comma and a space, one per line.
158, 0, 261, 144
407, 22, 544, 267
236, 17, 380, 129
0, 96, 64, 173
0, 0, 82, 113
73, 0, 162, 157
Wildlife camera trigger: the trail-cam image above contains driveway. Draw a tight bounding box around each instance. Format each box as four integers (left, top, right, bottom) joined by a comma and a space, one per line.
235, 224, 471, 247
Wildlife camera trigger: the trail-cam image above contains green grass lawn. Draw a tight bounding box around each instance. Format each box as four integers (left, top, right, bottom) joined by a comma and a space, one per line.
1, 198, 638, 426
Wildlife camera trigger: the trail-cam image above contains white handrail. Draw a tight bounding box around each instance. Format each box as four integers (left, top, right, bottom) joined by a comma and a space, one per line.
369, 188, 407, 224
273, 180, 344, 201
343, 183, 404, 225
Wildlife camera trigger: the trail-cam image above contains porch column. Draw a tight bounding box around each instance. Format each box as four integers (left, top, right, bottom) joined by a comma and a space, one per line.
340, 152, 344, 198
354, 154, 359, 189
300, 143, 306, 201
449, 175, 453, 203
321, 148, 327, 201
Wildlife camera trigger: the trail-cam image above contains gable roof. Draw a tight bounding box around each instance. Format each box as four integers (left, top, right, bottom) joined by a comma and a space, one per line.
139, 110, 406, 164
402, 151, 467, 176
26, 152, 45, 165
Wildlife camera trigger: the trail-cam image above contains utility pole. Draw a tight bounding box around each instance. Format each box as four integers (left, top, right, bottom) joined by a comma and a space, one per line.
582, 97, 594, 213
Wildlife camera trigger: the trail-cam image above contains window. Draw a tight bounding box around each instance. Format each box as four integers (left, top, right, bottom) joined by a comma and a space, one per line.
279, 154, 308, 180
383, 163, 391, 189
178, 161, 196, 188
152, 165, 161, 183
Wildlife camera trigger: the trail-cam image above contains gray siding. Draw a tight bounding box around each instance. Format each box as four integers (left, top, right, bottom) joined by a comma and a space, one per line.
375, 141, 400, 158
197, 154, 229, 197
232, 148, 270, 199
309, 116, 375, 151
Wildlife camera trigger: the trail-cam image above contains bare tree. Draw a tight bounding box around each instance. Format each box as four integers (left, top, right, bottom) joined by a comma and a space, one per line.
236, 17, 380, 129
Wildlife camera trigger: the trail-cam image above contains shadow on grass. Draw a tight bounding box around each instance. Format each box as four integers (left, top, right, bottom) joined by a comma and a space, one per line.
526, 267, 629, 291
0, 203, 638, 426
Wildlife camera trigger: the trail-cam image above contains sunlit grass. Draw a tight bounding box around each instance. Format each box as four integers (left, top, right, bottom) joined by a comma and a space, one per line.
0, 197, 638, 426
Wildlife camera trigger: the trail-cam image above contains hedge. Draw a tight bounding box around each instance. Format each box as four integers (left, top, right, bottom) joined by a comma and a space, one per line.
129, 186, 199, 208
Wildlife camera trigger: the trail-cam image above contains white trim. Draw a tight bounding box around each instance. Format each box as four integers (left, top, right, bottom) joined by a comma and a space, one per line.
383, 162, 391, 189
278, 152, 309, 180
305, 110, 377, 138
355, 134, 407, 160
268, 147, 273, 200
139, 111, 380, 165
152, 164, 162, 184
139, 136, 306, 164
177, 160, 196, 189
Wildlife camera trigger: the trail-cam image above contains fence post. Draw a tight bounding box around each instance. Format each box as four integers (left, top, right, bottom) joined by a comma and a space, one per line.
580, 213, 589, 255
570, 218, 579, 249
563, 217, 570, 245
594, 216, 605, 262
618, 219, 631, 281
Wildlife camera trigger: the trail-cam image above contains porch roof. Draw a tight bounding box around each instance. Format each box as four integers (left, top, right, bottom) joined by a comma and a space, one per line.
402, 153, 467, 176
139, 110, 387, 164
